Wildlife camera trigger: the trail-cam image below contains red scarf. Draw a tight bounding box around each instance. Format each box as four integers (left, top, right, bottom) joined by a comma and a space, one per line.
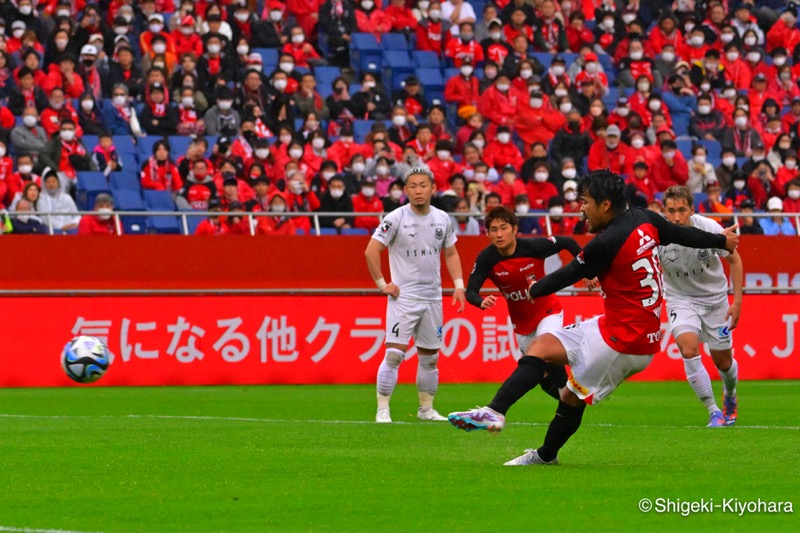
115, 104, 131, 121
22, 87, 35, 108
150, 102, 166, 117
207, 56, 220, 76
255, 118, 273, 138
179, 105, 197, 124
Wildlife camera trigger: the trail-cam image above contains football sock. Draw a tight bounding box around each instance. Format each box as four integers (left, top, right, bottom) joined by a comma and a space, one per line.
719, 357, 738, 398
684, 356, 720, 414
487, 356, 547, 415
417, 354, 439, 410
536, 400, 586, 463
376, 348, 405, 410
540, 365, 568, 401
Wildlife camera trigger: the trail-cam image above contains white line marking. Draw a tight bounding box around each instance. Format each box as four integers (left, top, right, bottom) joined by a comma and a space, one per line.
0, 413, 797, 431
0, 527, 102, 533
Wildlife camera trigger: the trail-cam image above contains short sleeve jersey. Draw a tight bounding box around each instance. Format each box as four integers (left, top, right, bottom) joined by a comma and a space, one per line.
371, 204, 458, 301
659, 214, 730, 306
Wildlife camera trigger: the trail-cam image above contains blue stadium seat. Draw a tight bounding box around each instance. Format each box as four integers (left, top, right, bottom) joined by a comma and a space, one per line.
736, 157, 748, 168
204, 136, 219, 156
317, 228, 339, 235
698, 139, 722, 161
351, 33, 382, 74
119, 152, 139, 171
676, 139, 694, 159
314, 66, 341, 87
412, 50, 440, 69
383, 51, 415, 91
168, 135, 194, 158
179, 209, 206, 235
82, 135, 99, 153
110, 171, 141, 191
381, 33, 411, 51
112, 135, 137, 155
425, 89, 446, 107
597, 53, 615, 74
694, 193, 708, 205
416, 68, 445, 96
444, 67, 459, 82
672, 115, 690, 138
137, 136, 166, 160
341, 228, 369, 235
531, 52, 553, 70
143, 190, 180, 234
353, 120, 374, 144
112, 190, 147, 234
252, 48, 279, 68
76, 171, 110, 211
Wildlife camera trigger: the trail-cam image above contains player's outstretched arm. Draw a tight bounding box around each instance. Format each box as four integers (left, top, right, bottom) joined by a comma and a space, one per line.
365, 238, 399, 298
519, 236, 582, 258
726, 250, 744, 329
646, 209, 735, 251
528, 260, 591, 300
445, 245, 466, 313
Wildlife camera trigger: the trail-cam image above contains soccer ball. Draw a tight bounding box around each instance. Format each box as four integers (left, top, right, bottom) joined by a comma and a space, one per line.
61, 336, 110, 383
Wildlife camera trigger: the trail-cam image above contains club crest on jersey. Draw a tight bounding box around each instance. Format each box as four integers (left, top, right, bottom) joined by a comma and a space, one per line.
636, 228, 656, 255
435, 227, 444, 239
697, 249, 710, 262
380, 220, 392, 233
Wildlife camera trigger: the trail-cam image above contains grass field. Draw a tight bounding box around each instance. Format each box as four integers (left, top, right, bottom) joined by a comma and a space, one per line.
0, 381, 797, 532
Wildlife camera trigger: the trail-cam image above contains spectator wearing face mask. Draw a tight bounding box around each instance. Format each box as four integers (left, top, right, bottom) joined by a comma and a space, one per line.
573, 52, 608, 98
38, 119, 97, 193
356, 0, 392, 42
383, 178, 406, 212
550, 110, 592, 167
285, 170, 320, 233
587, 124, 630, 175
9, 197, 45, 234
351, 176, 383, 232
101, 82, 144, 137
78, 193, 120, 235
256, 191, 298, 235
516, 90, 566, 153
491, 165, 526, 209
650, 139, 689, 191
40, 87, 83, 139
686, 144, 717, 193
318, 175, 355, 230
282, 26, 324, 68
477, 74, 520, 139
426, 140, 462, 190
625, 161, 658, 203
736, 198, 763, 235
204, 87, 242, 136
690, 93, 726, 141
525, 162, 558, 211
766, 9, 800, 55
91, 133, 123, 177
482, 126, 523, 172
724, 170, 760, 209
444, 56, 480, 114
36, 169, 80, 233
10, 106, 48, 160
140, 13, 175, 57
761, 197, 797, 235
540, 195, 575, 236
783, 178, 800, 213
722, 108, 763, 158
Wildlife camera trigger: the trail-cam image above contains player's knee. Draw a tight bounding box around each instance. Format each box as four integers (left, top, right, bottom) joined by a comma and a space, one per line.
418, 353, 438, 370
712, 351, 732, 371
384, 348, 405, 369
680, 346, 702, 359
559, 387, 585, 408
518, 355, 547, 371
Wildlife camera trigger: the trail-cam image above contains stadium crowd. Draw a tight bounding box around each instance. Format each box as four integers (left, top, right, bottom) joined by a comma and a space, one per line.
0, 0, 798, 235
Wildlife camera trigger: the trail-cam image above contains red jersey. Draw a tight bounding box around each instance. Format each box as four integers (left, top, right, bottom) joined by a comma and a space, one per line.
529, 209, 727, 355
467, 237, 581, 335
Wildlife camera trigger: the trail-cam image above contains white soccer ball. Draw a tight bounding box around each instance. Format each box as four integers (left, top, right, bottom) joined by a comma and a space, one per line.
61, 335, 110, 384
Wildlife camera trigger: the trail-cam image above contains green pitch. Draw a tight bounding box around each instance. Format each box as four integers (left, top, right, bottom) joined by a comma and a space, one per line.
0, 381, 797, 532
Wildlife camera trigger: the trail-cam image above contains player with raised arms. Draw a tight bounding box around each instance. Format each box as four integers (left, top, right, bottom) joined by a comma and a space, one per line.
448, 206, 584, 431
661, 185, 743, 427
449, 169, 739, 465
364, 167, 467, 423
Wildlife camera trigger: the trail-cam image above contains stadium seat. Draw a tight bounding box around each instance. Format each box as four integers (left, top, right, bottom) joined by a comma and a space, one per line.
694, 193, 708, 205
143, 190, 180, 234
698, 140, 722, 161
204, 136, 219, 156
381, 33, 411, 51
317, 228, 339, 235
112, 189, 147, 234
676, 139, 694, 159
351, 33, 382, 74
383, 51, 414, 91
353, 120, 374, 144
415, 68, 445, 91
412, 50, 440, 69
168, 135, 194, 158
341, 228, 369, 235
252, 48, 279, 68
110, 171, 142, 191
531, 52, 553, 70
76, 171, 110, 211
179, 209, 206, 235
119, 153, 139, 172
315, 66, 341, 88
137, 136, 166, 160
112, 135, 137, 155
82, 135, 99, 153
672, 115, 690, 138
597, 53, 615, 74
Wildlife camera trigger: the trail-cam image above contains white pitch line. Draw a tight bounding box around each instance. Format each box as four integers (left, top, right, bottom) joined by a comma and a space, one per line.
0, 413, 797, 431
0, 527, 102, 533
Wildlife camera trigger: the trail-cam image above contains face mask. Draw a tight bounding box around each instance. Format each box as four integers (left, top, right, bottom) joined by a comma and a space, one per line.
461, 33, 473, 42
153, 43, 166, 54
322, 171, 336, 181
606, 140, 619, 149
630, 51, 643, 61
752, 153, 765, 162
362, 186, 375, 197
389, 189, 403, 201
631, 138, 645, 149
330, 188, 344, 198
497, 132, 511, 144
515, 204, 529, 214
352, 162, 365, 174
716, 31, 733, 43
16, 215, 29, 223
549, 206, 564, 215
700, 83, 711, 92
747, 52, 760, 63
529, 98, 543, 109
534, 172, 548, 183
496, 83, 509, 92
585, 62, 599, 74
554, 88, 568, 98
180, 26, 194, 35
60, 130, 75, 142
565, 190, 578, 201
22, 114, 37, 128
520, 69, 533, 79
648, 100, 661, 111
306, 122, 320, 132
775, 56, 788, 67
376, 165, 390, 176
19, 164, 32, 175
429, 9, 441, 20
722, 156, 736, 167
726, 51, 739, 62
460, 65, 473, 77
622, 13, 636, 24
739, 105, 749, 113
121, 13, 133, 23
19, 4, 32, 15
235, 44, 250, 56
392, 115, 407, 127
744, 36, 757, 47
419, 0, 430, 9
735, 116, 748, 128
290, 148, 304, 159
698, 104, 710, 115
79, 99, 94, 112
312, 138, 326, 150
437, 150, 450, 160
272, 203, 286, 212
235, 11, 249, 22
12, 29, 24, 39
473, 172, 486, 183
291, 182, 304, 194
50, 99, 64, 110
115, 26, 128, 35
724, 89, 737, 99
280, 135, 292, 145
661, 51, 675, 62
788, 189, 800, 200
690, 36, 704, 47
472, 139, 485, 149
363, 81, 376, 90
786, 160, 797, 170
97, 207, 113, 221
559, 103, 572, 113
292, 34, 305, 44
340, 137, 354, 144
490, 31, 501, 40
781, 72, 792, 81
612, 107, 628, 118
637, 82, 650, 93
663, 150, 675, 159
207, 44, 221, 54
694, 155, 706, 165
270, 10, 283, 21
218, 100, 232, 111
602, 19, 614, 31
590, 107, 602, 117
149, 24, 163, 33
733, 180, 746, 190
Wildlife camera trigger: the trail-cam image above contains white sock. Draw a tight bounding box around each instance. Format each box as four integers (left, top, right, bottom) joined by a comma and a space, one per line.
719, 358, 738, 398
416, 354, 439, 410
683, 356, 719, 414
376, 348, 405, 410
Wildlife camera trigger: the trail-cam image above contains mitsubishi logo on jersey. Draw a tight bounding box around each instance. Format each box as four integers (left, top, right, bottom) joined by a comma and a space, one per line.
636, 228, 656, 255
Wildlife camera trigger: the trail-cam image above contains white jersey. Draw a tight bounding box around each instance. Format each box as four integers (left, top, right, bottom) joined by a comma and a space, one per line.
659, 214, 730, 306
371, 204, 457, 302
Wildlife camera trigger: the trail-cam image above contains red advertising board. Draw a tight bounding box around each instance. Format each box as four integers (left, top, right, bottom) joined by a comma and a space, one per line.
3, 295, 797, 387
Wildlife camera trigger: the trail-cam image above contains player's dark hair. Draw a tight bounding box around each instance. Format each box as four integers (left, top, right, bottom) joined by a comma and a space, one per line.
484, 206, 518, 229
577, 169, 628, 214
663, 185, 694, 207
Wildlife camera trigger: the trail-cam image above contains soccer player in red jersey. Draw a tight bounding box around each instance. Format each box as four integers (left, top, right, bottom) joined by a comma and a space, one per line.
450, 169, 739, 465
464, 206, 583, 402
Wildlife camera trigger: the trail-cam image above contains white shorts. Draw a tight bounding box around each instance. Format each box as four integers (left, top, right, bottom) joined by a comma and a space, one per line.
385, 297, 443, 350
551, 317, 654, 405
515, 312, 565, 355
668, 299, 732, 350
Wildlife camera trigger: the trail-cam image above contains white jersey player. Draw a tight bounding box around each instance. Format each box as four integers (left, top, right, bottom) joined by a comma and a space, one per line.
660, 186, 743, 427
364, 168, 467, 423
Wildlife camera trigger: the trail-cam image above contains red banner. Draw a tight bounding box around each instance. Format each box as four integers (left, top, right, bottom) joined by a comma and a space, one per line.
3, 295, 797, 387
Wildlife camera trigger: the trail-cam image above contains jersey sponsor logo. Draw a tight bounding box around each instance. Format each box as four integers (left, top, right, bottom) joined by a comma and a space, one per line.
636, 228, 656, 255
566, 367, 589, 397
496, 271, 509, 276
380, 221, 392, 233
435, 228, 444, 239
519, 263, 536, 272
719, 324, 731, 340
405, 247, 440, 257
646, 329, 664, 343
436, 325, 443, 338
500, 288, 529, 301
403, 223, 420, 229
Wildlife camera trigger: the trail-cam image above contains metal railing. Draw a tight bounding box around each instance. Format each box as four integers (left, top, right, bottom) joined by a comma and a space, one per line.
4, 210, 800, 236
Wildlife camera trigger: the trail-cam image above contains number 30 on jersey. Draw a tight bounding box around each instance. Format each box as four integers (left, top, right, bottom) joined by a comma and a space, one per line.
631, 256, 663, 307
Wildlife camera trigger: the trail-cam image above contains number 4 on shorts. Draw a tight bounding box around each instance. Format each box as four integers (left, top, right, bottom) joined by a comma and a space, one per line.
391, 323, 400, 337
